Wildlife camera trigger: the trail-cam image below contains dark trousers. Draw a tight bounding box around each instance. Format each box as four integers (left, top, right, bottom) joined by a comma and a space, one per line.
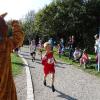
69, 48, 74, 59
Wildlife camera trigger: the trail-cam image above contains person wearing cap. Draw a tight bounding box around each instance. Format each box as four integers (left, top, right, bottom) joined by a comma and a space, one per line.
42, 42, 56, 92
0, 13, 24, 100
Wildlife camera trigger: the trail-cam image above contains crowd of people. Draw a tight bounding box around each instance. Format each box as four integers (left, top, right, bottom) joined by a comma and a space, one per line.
29, 34, 100, 76
28, 34, 100, 92
29, 37, 56, 92
0, 11, 100, 99
29, 34, 100, 71
1, 16, 100, 100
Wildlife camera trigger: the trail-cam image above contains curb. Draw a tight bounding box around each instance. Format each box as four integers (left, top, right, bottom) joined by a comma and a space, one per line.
19, 54, 34, 100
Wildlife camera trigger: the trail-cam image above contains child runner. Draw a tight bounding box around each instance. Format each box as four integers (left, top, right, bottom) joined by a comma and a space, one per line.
30, 39, 36, 61
42, 42, 56, 92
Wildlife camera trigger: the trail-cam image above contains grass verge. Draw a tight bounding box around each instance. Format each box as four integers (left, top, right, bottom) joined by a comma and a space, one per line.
11, 53, 23, 77
53, 48, 100, 77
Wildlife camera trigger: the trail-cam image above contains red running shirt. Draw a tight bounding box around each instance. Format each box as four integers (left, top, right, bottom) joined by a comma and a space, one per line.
42, 52, 55, 76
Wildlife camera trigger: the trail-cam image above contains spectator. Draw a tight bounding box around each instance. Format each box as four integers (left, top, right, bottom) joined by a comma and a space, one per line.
48, 37, 54, 50
60, 38, 64, 48
96, 34, 100, 71
79, 49, 89, 69
68, 35, 76, 59
73, 47, 81, 62
30, 39, 36, 61
57, 44, 62, 58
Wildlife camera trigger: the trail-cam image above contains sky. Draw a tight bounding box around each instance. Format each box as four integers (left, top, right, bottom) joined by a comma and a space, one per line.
0, 0, 52, 20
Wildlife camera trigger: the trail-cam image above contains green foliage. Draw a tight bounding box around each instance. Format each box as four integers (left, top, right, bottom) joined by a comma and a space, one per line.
21, 10, 35, 44
33, 0, 100, 51
11, 53, 23, 76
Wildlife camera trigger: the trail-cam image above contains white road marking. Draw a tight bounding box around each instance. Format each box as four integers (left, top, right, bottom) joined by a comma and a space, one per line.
19, 54, 34, 100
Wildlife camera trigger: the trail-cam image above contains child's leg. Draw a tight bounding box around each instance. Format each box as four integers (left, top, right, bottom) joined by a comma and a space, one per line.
33, 53, 35, 60
44, 75, 46, 81
51, 73, 55, 92
30, 53, 34, 61
51, 73, 55, 85
44, 74, 47, 86
32, 52, 36, 60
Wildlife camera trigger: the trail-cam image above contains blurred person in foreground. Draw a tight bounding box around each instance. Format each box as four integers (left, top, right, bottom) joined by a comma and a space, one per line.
0, 12, 24, 100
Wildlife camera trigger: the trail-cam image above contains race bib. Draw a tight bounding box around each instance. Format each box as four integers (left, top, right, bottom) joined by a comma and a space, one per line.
47, 58, 54, 64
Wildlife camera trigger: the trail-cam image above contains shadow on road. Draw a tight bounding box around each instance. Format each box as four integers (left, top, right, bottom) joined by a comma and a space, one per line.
21, 57, 32, 60
20, 53, 30, 57
57, 61, 67, 65
55, 64, 66, 68
57, 61, 71, 66
12, 62, 35, 68
47, 85, 77, 100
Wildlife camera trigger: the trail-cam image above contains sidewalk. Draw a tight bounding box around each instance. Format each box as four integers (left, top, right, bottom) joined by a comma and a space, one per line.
20, 46, 100, 100
15, 68, 27, 100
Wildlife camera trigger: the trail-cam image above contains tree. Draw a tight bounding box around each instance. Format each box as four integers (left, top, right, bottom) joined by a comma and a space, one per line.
22, 10, 35, 43
33, 0, 100, 51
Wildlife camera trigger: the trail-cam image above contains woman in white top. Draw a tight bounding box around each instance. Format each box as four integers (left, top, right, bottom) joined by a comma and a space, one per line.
96, 35, 100, 71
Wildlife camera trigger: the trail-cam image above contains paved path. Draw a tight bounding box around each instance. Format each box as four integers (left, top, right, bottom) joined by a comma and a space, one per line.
20, 46, 100, 100
15, 68, 27, 100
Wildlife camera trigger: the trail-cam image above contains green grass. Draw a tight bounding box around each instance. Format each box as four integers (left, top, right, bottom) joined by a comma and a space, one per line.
11, 53, 23, 77
53, 48, 100, 77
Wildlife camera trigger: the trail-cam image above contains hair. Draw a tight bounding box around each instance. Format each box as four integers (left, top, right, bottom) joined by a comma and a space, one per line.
12, 20, 19, 26
44, 42, 51, 48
